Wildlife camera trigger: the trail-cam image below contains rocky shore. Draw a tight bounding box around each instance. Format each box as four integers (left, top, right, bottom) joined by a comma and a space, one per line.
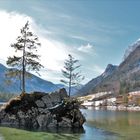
0, 88, 85, 129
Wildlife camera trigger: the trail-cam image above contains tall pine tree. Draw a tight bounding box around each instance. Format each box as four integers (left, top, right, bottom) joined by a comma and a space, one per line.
6, 21, 43, 94
61, 54, 84, 97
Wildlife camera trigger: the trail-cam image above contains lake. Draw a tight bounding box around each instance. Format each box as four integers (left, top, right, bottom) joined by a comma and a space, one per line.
0, 109, 140, 140
81, 109, 140, 140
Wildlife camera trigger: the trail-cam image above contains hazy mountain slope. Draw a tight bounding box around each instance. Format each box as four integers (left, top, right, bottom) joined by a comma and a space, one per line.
0, 64, 61, 94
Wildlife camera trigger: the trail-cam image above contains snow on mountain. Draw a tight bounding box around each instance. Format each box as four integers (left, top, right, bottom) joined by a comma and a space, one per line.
123, 39, 140, 60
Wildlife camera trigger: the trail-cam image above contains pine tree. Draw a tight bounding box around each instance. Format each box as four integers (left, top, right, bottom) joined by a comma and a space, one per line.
61, 54, 84, 97
6, 21, 43, 94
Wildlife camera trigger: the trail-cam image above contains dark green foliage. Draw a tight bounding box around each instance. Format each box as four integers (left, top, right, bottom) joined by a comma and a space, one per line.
61, 54, 84, 97
119, 80, 130, 95
6, 21, 43, 93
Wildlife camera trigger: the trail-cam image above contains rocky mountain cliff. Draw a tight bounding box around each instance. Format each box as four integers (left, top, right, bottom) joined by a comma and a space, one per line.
77, 64, 117, 96
78, 39, 140, 96
123, 39, 140, 60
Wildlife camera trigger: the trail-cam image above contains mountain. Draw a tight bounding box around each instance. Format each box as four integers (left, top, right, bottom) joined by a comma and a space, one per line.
123, 39, 140, 61
0, 63, 80, 95
78, 39, 140, 96
0, 64, 62, 94
77, 64, 117, 96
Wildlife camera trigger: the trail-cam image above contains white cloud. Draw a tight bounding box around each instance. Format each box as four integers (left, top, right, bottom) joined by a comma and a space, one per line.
0, 11, 32, 61
78, 43, 94, 53
0, 10, 72, 83
39, 37, 69, 71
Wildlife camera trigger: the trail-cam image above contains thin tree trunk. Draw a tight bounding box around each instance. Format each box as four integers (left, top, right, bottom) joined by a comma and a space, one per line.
22, 47, 25, 93
69, 71, 72, 97
69, 82, 71, 97
22, 32, 26, 94
19, 70, 22, 91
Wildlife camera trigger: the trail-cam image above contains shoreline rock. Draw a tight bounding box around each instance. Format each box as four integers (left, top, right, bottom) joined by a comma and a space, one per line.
0, 88, 85, 129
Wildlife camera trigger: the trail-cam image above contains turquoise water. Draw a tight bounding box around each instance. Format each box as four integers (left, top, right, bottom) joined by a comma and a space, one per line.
0, 109, 140, 140
81, 109, 140, 140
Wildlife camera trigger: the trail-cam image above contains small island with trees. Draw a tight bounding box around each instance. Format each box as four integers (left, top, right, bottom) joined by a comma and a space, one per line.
0, 21, 85, 130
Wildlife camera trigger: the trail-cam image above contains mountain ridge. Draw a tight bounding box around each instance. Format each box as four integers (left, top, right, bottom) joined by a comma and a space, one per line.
77, 64, 117, 96
0, 64, 63, 94
77, 39, 140, 96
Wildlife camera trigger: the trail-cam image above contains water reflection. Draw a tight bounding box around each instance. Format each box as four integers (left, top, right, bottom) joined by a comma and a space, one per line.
1, 109, 140, 140
81, 109, 140, 140
1, 125, 85, 134
39, 127, 85, 134
81, 124, 120, 140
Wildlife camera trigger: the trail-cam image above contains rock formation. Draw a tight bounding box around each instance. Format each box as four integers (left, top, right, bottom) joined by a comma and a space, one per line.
0, 88, 85, 129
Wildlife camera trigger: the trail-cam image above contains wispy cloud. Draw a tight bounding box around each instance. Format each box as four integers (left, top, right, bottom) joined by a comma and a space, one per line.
71, 35, 88, 41
77, 43, 94, 53
31, 5, 115, 46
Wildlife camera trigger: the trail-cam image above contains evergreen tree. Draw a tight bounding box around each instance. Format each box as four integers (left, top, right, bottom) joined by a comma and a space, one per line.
61, 54, 84, 97
6, 21, 43, 94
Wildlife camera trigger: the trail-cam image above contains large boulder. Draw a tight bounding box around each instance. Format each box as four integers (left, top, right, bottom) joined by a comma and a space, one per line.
0, 88, 85, 129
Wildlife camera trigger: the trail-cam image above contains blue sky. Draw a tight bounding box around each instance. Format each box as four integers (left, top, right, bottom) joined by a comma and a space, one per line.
0, 0, 140, 84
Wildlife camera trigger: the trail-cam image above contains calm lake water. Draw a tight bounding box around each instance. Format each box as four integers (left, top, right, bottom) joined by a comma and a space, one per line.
81, 109, 140, 140
0, 109, 140, 140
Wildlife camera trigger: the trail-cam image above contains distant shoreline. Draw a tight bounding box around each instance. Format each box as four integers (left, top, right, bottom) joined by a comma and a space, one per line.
83, 105, 140, 112
0, 102, 6, 106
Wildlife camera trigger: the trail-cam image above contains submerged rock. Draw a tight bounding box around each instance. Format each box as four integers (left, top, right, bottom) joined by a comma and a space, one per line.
0, 88, 85, 129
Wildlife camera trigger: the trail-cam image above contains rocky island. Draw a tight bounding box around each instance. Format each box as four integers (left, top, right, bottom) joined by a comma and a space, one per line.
0, 88, 85, 129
